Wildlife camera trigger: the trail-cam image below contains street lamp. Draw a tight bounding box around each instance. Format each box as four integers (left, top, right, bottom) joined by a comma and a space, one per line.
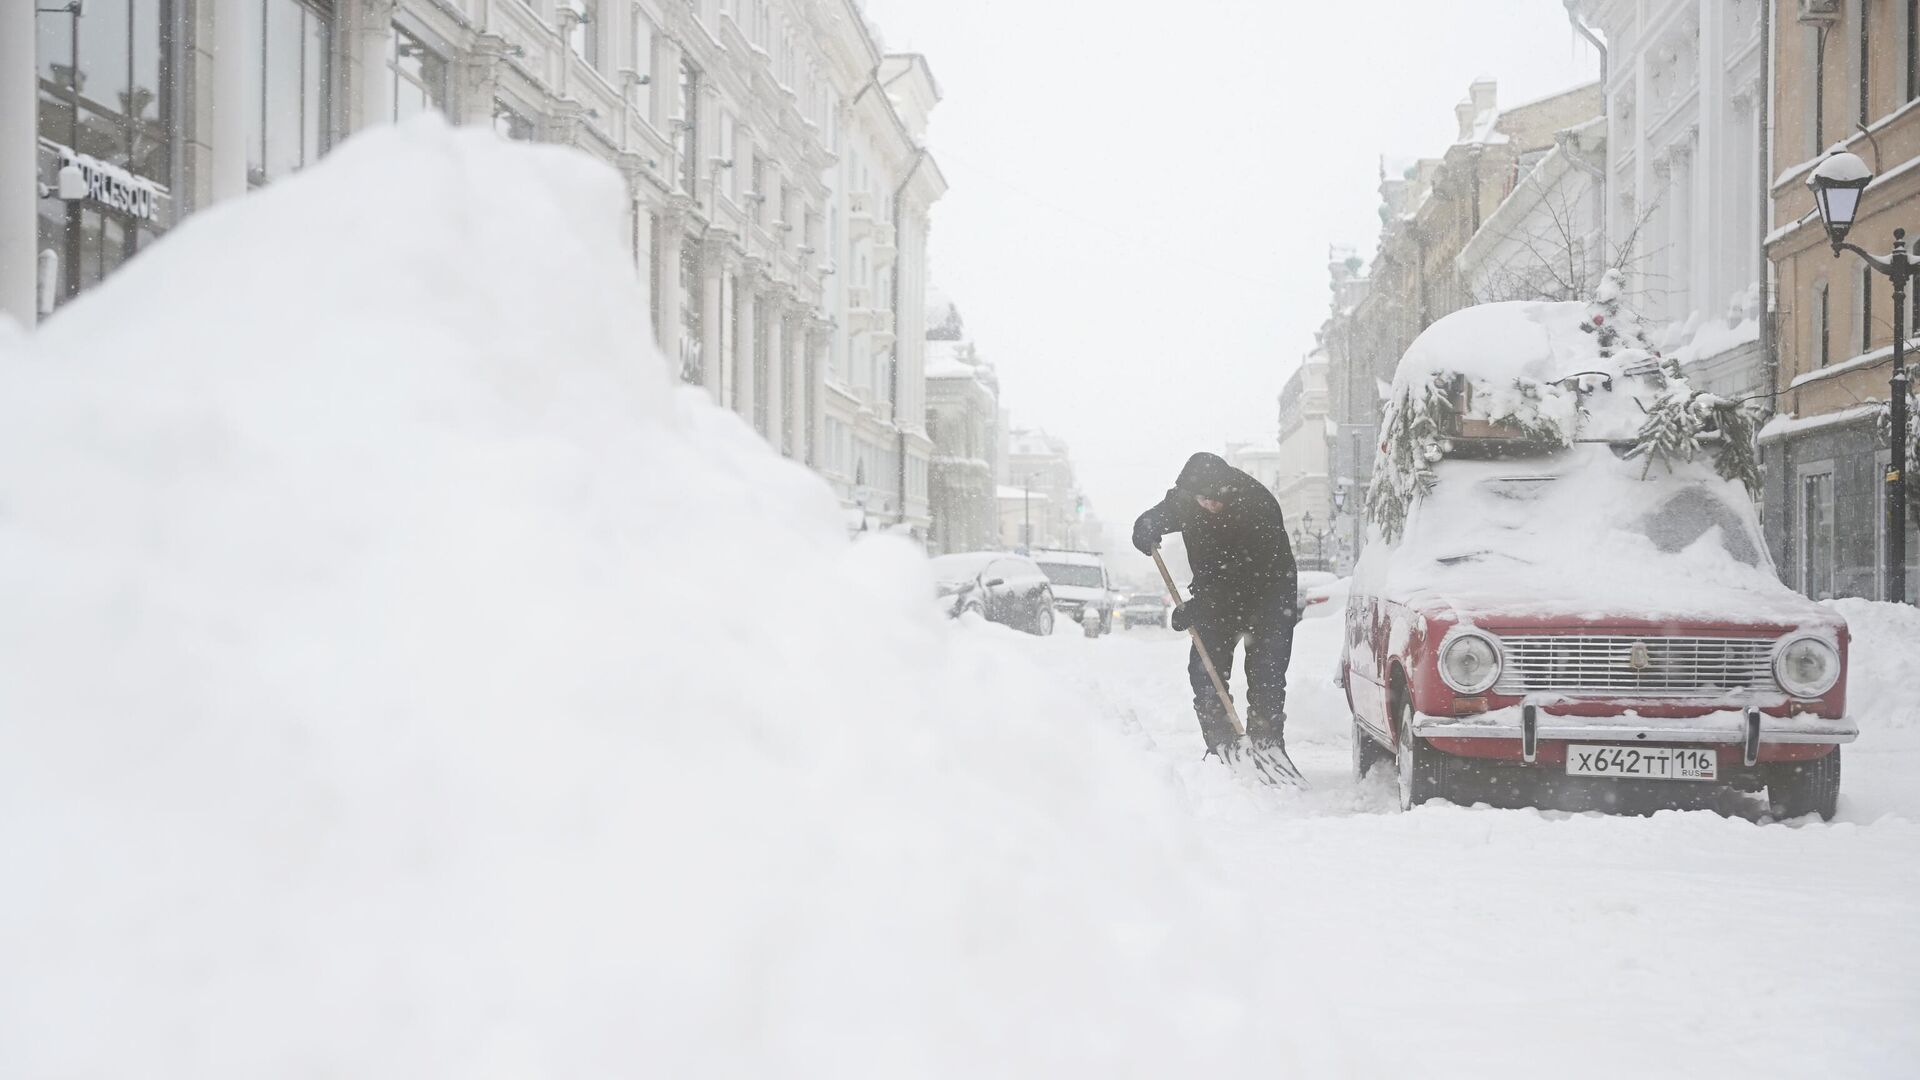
1807, 148, 1912, 603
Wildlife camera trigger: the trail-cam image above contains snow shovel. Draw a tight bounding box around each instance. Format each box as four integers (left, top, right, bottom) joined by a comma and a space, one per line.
1151, 546, 1307, 790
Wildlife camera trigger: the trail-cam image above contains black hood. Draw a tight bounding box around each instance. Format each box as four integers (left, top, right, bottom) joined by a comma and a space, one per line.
1174, 453, 1248, 500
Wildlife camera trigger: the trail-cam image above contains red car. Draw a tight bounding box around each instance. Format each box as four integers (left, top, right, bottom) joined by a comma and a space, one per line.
1344, 301, 1854, 819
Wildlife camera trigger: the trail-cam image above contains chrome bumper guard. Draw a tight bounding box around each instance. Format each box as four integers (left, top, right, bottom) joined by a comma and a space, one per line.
1414, 707, 1856, 747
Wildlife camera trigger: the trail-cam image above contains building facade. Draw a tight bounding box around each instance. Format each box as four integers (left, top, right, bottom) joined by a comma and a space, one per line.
1573, 0, 1769, 398
1274, 350, 1332, 571
1002, 426, 1081, 551
7, 0, 943, 534
1761, 0, 1920, 603
925, 337, 999, 555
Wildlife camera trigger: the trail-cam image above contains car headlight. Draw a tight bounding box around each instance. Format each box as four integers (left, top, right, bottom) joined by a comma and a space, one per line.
1774, 635, 1840, 697
1438, 630, 1502, 695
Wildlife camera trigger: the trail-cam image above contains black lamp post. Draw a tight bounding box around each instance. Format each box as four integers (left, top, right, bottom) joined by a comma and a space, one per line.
1807, 148, 1911, 604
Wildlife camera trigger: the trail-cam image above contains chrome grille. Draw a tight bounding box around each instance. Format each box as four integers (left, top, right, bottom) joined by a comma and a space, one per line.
1491, 635, 1779, 697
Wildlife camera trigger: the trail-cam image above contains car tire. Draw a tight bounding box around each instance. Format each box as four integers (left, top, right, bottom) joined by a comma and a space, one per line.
1766, 747, 1841, 821
1394, 694, 1445, 811
1352, 715, 1392, 781
1031, 603, 1055, 637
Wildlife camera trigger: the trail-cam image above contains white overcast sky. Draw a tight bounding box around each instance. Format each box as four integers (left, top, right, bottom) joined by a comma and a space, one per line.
860, 0, 1600, 543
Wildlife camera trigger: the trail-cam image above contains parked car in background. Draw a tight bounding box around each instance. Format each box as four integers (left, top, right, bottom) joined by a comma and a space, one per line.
1346, 301, 1853, 819
1296, 571, 1341, 619
1122, 592, 1170, 629
1030, 549, 1115, 637
931, 552, 1057, 636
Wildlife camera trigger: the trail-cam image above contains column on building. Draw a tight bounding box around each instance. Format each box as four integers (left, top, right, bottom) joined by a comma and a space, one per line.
354, 0, 398, 132
209, 0, 251, 202
456, 36, 510, 128
809, 318, 833, 468
655, 207, 685, 370
734, 258, 759, 427
700, 232, 727, 401
765, 286, 786, 452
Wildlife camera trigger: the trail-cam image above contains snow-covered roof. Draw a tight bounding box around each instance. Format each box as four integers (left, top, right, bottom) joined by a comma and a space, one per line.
925, 340, 976, 380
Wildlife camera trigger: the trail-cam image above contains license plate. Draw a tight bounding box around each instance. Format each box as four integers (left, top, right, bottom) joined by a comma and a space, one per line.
1565, 744, 1717, 781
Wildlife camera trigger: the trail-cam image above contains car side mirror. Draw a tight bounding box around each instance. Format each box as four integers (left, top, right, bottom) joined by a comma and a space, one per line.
983, 577, 1006, 588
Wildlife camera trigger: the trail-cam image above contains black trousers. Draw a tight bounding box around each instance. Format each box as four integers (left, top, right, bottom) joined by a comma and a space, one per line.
1187, 590, 1294, 753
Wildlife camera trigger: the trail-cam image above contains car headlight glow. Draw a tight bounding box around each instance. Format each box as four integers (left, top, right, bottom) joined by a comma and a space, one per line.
1774, 635, 1840, 697
1439, 630, 1502, 695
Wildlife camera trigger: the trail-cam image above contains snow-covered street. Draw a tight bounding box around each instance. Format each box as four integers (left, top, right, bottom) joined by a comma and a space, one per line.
1014, 607, 1920, 1075
5, 113, 1920, 1079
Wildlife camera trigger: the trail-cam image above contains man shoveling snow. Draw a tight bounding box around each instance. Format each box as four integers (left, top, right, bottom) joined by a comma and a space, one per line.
1132, 453, 1303, 786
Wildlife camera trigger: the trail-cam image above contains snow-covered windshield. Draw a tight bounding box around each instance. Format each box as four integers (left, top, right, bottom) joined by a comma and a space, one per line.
1038, 563, 1104, 588
1376, 444, 1787, 619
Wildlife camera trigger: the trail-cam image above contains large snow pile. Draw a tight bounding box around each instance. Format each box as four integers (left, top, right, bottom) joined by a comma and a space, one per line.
1829, 598, 1920, 731
0, 121, 1308, 1076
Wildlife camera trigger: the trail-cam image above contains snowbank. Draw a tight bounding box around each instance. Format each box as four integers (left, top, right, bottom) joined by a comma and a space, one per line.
1829, 598, 1920, 731
0, 121, 1299, 1077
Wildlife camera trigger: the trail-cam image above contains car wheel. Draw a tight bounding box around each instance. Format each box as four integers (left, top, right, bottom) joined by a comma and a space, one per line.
1394, 693, 1445, 811
1031, 603, 1055, 636
1766, 747, 1841, 821
1352, 715, 1392, 781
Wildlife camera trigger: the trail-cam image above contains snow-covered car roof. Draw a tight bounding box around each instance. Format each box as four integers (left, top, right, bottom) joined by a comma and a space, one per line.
930, 551, 1014, 584
1028, 548, 1105, 567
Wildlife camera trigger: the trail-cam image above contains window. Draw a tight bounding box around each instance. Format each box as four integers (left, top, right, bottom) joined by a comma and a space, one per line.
34, 0, 175, 306
719, 111, 735, 200
391, 24, 445, 121
630, 9, 655, 124
248, 0, 331, 185
1800, 468, 1836, 599
1814, 279, 1831, 367
36, 0, 175, 180
676, 59, 700, 196
749, 154, 765, 225
566, 0, 602, 70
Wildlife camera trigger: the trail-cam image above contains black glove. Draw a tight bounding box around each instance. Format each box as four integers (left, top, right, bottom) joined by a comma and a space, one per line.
1170, 596, 1207, 632
1131, 517, 1160, 556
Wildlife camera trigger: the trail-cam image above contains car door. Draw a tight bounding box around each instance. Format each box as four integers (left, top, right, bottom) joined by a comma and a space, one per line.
983, 559, 1018, 623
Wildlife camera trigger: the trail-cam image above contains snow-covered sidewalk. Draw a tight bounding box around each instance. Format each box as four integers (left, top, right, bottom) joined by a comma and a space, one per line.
1030, 609, 1920, 1076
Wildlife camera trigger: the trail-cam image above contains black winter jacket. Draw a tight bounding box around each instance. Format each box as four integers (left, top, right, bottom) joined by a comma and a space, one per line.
1134, 453, 1297, 627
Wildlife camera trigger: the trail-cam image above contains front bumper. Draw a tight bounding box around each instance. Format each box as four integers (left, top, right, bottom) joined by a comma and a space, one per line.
1413, 708, 1857, 745
1413, 704, 1854, 768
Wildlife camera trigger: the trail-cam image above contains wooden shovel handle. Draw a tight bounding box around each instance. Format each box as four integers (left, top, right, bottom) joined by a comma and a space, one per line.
1151, 545, 1245, 737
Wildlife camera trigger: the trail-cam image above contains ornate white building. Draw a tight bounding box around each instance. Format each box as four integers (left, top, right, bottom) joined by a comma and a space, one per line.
7, 0, 943, 532
1573, 0, 1769, 397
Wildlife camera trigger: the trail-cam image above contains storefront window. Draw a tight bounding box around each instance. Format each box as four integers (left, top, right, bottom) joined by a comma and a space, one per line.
34, 0, 173, 307
392, 25, 446, 121
248, 0, 332, 185
36, 0, 173, 183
